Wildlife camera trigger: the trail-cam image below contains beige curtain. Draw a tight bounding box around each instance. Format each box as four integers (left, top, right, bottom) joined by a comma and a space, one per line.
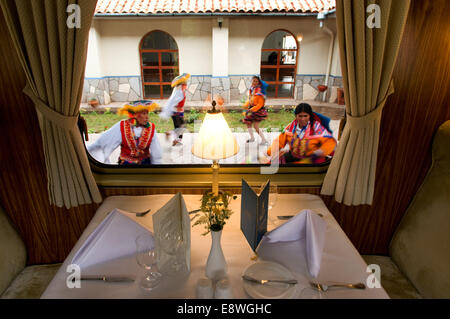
321, 0, 410, 205
1, 0, 102, 208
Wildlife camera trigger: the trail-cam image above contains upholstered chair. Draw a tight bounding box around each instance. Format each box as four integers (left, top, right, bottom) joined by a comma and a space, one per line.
0, 207, 61, 298
363, 120, 450, 299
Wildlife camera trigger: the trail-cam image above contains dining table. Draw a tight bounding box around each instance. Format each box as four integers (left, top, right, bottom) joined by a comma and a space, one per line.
41, 193, 389, 299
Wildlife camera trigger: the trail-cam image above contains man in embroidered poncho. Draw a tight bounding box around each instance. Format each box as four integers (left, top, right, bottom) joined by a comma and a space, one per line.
87, 100, 163, 165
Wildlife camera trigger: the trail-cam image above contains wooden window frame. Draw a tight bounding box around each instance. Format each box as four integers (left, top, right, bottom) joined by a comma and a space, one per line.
260, 30, 299, 98
139, 31, 179, 99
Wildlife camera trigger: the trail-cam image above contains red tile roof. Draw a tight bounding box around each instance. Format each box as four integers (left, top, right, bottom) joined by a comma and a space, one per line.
95, 0, 335, 15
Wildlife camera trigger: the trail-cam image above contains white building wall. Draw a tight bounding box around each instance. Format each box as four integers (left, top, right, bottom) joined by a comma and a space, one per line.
91, 17, 213, 76
212, 18, 229, 77
228, 16, 339, 76
85, 20, 103, 78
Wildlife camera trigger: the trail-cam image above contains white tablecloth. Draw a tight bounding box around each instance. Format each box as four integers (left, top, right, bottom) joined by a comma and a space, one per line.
41, 194, 389, 299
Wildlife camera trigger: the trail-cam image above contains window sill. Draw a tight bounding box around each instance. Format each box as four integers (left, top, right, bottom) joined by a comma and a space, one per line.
91, 163, 329, 188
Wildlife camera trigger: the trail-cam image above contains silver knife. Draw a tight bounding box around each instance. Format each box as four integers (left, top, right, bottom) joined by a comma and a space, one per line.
80, 275, 135, 282
277, 213, 324, 220
242, 274, 297, 285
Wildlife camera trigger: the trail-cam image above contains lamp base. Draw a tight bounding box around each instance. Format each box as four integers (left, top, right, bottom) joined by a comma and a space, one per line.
212, 160, 219, 195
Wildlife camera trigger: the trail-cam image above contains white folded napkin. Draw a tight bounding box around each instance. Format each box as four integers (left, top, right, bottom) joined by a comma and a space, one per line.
72, 209, 151, 270
257, 209, 327, 278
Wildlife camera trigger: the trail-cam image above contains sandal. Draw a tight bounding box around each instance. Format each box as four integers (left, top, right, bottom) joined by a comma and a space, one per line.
246, 139, 255, 143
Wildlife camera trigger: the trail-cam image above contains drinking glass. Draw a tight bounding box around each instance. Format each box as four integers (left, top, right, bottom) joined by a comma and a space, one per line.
268, 183, 278, 210
159, 231, 185, 275
261, 182, 278, 210
262, 182, 279, 227
136, 233, 162, 290
299, 286, 328, 299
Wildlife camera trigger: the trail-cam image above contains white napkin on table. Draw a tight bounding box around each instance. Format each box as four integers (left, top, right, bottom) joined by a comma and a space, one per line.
257, 209, 327, 278
71, 209, 151, 270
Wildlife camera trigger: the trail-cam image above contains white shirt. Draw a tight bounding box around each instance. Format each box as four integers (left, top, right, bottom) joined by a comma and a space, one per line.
159, 85, 185, 119
87, 121, 163, 164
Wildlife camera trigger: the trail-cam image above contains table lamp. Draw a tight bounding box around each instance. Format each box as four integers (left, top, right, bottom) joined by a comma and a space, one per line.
192, 101, 239, 195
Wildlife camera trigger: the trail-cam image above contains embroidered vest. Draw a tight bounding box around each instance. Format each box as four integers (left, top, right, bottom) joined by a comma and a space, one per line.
119, 120, 155, 164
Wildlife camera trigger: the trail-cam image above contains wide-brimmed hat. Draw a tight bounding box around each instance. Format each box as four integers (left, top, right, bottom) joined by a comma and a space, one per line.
171, 73, 190, 87
118, 100, 158, 116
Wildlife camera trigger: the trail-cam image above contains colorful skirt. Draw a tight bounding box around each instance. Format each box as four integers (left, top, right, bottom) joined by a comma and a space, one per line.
242, 107, 268, 124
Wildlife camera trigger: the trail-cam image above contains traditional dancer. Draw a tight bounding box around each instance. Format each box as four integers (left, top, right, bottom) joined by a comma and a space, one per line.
160, 73, 190, 146
267, 103, 337, 164
242, 76, 269, 145
87, 100, 162, 165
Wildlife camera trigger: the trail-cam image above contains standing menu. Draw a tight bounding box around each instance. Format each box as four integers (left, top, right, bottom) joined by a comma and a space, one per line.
240, 179, 270, 252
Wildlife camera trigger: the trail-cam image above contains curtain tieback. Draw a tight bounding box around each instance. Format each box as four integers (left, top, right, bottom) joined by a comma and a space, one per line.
23, 84, 78, 129
346, 80, 395, 130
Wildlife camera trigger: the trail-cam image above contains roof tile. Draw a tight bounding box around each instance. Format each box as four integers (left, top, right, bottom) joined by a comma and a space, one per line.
95, 0, 335, 14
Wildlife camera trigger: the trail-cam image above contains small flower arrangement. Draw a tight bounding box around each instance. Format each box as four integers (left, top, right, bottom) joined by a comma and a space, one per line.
192, 191, 237, 235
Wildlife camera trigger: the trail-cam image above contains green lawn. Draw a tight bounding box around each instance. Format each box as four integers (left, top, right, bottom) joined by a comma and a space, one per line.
81, 109, 296, 134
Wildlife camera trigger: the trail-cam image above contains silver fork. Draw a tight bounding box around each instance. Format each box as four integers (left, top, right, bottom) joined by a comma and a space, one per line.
131, 208, 151, 217
309, 282, 366, 291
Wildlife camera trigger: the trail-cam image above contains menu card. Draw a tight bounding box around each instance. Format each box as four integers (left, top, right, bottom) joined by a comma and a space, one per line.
240, 179, 269, 252
152, 192, 191, 272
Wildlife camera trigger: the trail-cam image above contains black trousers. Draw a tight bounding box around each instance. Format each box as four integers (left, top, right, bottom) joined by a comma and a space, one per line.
172, 114, 185, 139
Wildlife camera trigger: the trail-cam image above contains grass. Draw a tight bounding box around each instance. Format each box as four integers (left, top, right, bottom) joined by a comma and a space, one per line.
81, 109, 296, 134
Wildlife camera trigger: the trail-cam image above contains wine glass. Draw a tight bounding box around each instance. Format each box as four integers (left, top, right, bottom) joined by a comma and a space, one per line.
261, 182, 279, 227
136, 233, 162, 291
298, 274, 328, 299
159, 231, 185, 275
261, 182, 278, 210
298, 286, 328, 299
268, 183, 278, 210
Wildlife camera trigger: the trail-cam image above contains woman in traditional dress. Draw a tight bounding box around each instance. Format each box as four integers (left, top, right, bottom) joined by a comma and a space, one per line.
242, 76, 269, 145
87, 100, 162, 165
160, 73, 190, 146
267, 103, 337, 164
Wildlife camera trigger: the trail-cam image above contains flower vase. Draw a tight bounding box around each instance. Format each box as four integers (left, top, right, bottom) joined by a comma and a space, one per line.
205, 229, 227, 280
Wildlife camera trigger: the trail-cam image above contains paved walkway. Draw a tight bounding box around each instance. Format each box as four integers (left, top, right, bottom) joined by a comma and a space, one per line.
86, 120, 340, 165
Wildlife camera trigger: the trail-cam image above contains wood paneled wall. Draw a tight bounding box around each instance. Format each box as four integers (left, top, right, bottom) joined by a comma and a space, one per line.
0, 9, 100, 265
321, 0, 450, 254
0, 0, 449, 264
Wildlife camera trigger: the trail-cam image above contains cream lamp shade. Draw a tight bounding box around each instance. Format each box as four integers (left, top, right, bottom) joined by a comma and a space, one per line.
192, 111, 239, 161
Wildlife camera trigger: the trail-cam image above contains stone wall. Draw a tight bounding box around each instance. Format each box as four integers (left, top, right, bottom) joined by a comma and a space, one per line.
82, 76, 142, 105
82, 75, 342, 104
